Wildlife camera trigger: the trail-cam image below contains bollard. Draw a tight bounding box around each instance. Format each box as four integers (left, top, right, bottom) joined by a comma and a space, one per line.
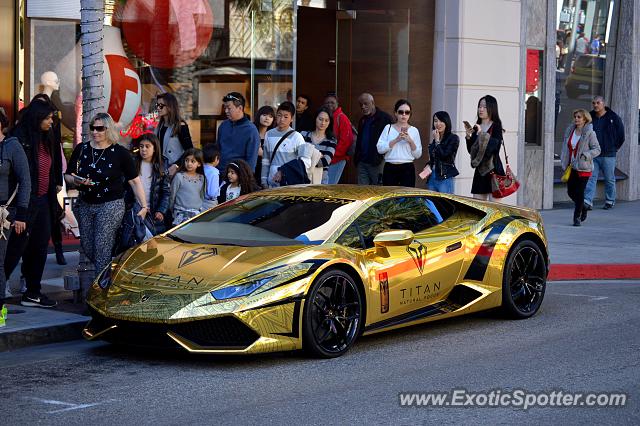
76, 248, 95, 304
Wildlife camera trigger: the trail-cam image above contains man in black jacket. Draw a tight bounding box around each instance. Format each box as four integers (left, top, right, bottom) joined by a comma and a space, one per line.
584, 96, 625, 210
354, 93, 392, 185
295, 94, 315, 132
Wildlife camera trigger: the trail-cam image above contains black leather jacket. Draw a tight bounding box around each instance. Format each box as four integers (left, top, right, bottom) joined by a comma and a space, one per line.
428, 133, 460, 179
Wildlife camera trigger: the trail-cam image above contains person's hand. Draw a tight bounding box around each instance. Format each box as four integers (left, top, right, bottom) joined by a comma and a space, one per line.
403, 130, 416, 151
168, 164, 179, 177
154, 212, 164, 222
72, 174, 94, 186
465, 124, 474, 139
137, 206, 148, 219
13, 220, 26, 235
432, 129, 439, 143
273, 171, 282, 183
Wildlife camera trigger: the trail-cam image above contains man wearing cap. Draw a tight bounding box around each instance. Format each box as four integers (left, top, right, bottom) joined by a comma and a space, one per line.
217, 92, 260, 172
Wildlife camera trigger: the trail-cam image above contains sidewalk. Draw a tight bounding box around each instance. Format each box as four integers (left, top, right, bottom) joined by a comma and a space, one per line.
542, 200, 640, 280
1, 200, 639, 352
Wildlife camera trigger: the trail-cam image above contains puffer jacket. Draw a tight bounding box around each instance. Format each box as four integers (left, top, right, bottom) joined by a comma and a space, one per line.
560, 123, 601, 172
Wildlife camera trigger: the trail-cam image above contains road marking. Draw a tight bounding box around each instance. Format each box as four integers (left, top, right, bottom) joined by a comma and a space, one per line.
548, 292, 609, 301
28, 397, 118, 414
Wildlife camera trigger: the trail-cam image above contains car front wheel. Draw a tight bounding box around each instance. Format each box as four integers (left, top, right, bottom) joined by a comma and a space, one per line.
501, 240, 547, 319
302, 269, 363, 358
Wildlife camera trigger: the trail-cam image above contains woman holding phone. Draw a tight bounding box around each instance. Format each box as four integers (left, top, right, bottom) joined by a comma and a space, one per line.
376, 99, 422, 187
65, 112, 148, 280
465, 95, 504, 200
423, 111, 459, 193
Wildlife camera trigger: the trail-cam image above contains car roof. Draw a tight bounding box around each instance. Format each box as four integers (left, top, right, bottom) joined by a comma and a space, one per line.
248, 184, 427, 202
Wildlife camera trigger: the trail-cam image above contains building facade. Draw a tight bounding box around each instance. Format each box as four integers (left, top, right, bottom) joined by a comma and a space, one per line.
1, 0, 638, 208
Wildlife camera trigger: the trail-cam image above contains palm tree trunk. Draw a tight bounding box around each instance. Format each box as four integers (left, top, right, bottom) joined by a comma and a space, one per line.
80, 0, 105, 143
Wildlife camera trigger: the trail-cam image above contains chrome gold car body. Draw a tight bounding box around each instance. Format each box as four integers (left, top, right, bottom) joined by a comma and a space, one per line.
84, 185, 549, 356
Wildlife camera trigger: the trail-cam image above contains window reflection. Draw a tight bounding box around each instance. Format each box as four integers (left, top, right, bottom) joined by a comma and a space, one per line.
555, 0, 614, 157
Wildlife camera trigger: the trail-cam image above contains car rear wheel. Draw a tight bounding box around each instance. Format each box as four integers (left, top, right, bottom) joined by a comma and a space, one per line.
302, 269, 363, 358
501, 240, 547, 319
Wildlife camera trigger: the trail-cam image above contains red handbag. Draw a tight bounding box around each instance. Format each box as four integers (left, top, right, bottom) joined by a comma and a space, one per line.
490, 143, 520, 198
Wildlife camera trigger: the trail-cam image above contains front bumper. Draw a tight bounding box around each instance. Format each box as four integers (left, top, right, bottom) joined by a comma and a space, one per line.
83, 296, 305, 354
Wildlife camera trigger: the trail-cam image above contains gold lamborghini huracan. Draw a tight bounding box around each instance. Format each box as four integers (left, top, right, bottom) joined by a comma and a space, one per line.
84, 185, 549, 358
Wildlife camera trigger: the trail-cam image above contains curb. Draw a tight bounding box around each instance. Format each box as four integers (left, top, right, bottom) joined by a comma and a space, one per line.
0, 320, 87, 352
549, 264, 640, 281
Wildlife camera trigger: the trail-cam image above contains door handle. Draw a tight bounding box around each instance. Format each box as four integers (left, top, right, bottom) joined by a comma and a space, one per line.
446, 242, 462, 253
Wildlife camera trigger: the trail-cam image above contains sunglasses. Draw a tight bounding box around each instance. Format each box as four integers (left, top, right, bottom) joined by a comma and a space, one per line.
156, 103, 166, 109
397, 110, 411, 115
90, 125, 106, 132
223, 94, 241, 102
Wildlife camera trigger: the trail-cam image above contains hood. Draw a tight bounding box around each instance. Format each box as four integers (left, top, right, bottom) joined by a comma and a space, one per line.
112, 236, 308, 294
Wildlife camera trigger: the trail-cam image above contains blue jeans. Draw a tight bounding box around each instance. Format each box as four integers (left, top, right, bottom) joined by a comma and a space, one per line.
427, 174, 454, 194
584, 156, 617, 206
327, 160, 347, 184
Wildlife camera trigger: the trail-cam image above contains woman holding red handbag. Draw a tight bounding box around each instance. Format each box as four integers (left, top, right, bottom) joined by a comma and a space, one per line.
465, 95, 505, 200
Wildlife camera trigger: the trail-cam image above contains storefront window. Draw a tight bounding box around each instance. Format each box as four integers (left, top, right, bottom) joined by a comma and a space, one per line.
112, 0, 295, 146
555, 0, 614, 155
525, 49, 543, 146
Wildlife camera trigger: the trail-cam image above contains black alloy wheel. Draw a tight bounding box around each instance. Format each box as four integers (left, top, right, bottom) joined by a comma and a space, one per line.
501, 240, 547, 319
302, 269, 363, 358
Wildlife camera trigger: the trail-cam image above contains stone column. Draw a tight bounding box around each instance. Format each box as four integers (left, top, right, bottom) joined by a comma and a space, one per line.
605, 0, 640, 201
432, 0, 523, 204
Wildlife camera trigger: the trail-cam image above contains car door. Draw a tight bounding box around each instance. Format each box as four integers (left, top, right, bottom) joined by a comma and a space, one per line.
337, 196, 464, 325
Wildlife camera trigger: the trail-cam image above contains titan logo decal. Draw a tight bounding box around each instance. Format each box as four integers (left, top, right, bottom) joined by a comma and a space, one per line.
178, 247, 219, 268
407, 242, 427, 275
399, 282, 441, 305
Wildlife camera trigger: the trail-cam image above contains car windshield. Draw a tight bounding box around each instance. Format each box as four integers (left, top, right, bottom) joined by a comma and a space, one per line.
168, 195, 363, 246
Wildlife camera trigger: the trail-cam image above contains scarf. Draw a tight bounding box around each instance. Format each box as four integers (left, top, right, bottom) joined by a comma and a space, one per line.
470, 131, 494, 176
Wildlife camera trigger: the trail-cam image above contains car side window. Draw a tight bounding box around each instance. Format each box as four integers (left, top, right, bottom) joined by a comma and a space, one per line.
336, 197, 444, 249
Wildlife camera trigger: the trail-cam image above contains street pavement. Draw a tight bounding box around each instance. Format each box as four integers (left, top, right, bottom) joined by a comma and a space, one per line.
1, 200, 639, 352
1, 280, 638, 424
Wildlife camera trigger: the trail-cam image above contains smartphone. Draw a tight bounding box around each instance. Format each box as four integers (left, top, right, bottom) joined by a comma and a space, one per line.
72, 174, 94, 185
463, 120, 472, 129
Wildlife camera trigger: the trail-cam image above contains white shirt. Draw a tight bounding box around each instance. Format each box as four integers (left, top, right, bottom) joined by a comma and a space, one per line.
376, 124, 422, 164
261, 127, 310, 187
140, 161, 153, 207
570, 130, 581, 150
576, 37, 588, 54
226, 185, 241, 201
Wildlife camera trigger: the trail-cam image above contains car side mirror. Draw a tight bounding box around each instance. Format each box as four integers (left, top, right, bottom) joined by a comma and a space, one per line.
373, 230, 414, 257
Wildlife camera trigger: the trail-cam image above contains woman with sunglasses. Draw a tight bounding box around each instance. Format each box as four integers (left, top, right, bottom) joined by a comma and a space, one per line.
154, 93, 193, 177
65, 113, 148, 283
376, 99, 422, 187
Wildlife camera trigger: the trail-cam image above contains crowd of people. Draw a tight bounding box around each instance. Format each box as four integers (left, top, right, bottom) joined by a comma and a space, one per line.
0, 88, 625, 310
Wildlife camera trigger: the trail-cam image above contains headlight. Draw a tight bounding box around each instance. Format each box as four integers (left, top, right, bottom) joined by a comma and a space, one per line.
96, 263, 115, 289
211, 262, 317, 300
94, 250, 131, 289
211, 276, 275, 300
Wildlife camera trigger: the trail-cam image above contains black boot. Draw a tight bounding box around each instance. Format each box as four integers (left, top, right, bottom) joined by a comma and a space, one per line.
580, 204, 588, 222
54, 243, 67, 265
573, 217, 581, 227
